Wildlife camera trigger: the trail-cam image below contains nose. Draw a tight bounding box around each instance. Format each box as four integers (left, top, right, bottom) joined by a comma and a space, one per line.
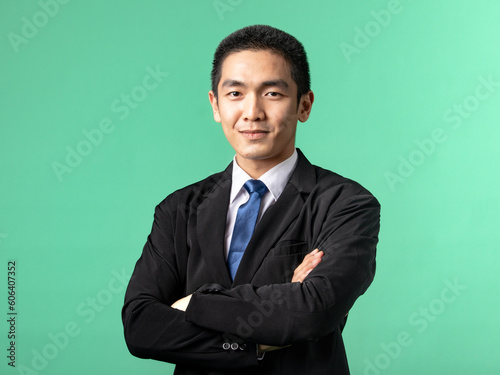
243, 94, 265, 122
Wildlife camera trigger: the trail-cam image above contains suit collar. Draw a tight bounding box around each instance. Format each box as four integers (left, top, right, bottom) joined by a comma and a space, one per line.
196, 163, 233, 287
288, 148, 316, 195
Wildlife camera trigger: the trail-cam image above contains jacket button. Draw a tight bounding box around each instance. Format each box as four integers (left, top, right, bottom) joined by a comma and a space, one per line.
222, 342, 230, 350
230, 343, 239, 350
239, 343, 247, 350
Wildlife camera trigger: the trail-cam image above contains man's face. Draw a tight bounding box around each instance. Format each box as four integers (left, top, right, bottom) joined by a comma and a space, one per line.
209, 50, 313, 175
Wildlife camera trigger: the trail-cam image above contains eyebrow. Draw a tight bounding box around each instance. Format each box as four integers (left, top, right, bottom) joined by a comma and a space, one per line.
221, 79, 246, 88
262, 79, 289, 90
220, 79, 290, 91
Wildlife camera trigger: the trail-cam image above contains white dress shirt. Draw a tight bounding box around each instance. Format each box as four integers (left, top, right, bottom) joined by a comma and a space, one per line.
224, 149, 298, 258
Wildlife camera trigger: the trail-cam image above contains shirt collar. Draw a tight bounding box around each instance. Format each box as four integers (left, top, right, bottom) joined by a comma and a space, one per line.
230, 149, 298, 204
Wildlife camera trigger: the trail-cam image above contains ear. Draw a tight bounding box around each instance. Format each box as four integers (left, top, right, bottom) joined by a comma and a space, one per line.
297, 91, 314, 123
208, 90, 221, 123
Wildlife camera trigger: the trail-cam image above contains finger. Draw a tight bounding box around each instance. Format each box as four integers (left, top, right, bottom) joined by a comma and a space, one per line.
292, 249, 325, 282
306, 251, 323, 267
309, 255, 322, 268
313, 251, 324, 261
302, 249, 318, 261
301, 249, 321, 266
295, 267, 313, 283
294, 255, 311, 273
295, 250, 322, 274
292, 259, 321, 283
294, 259, 314, 278
298, 253, 324, 278
305, 249, 322, 263
292, 265, 309, 282
299, 252, 314, 266
312, 249, 323, 258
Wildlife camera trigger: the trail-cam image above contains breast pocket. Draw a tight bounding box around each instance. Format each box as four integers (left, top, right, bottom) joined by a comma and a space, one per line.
252, 241, 310, 285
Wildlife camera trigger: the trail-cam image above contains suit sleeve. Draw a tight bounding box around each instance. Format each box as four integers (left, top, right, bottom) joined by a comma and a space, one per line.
185, 189, 380, 346
121, 196, 259, 370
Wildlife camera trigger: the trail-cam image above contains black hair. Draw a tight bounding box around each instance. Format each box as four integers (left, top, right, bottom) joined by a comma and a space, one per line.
211, 25, 310, 103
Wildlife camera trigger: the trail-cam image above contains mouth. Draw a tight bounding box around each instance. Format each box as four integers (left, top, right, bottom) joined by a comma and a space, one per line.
239, 130, 270, 140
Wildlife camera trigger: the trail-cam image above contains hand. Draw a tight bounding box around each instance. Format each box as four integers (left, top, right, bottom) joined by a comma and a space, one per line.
291, 248, 324, 283
171, 294, 192, 311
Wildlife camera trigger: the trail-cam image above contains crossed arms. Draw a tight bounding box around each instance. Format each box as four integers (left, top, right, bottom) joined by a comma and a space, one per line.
171, 249, 325, 354
122, 182, 379, 370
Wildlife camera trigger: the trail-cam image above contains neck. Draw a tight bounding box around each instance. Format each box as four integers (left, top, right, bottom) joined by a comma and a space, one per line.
235, 150, 294, 179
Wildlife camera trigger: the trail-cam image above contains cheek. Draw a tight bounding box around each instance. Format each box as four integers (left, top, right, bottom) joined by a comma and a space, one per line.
273, 109, 298, 130
221, 124, 234, 141
220, 108, 241, 127
221, 123, 240, 147
276, 101, 297, 119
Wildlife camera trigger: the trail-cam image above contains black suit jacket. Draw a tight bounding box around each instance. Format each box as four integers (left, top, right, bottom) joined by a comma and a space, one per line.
122, 150, 380, 374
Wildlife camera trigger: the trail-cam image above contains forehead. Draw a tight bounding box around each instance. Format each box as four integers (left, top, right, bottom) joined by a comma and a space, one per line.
219, 50, 293, 85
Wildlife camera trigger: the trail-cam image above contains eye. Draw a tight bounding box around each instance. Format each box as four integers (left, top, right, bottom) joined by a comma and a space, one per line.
228, 91, 241, 97
266, 92, 282, 97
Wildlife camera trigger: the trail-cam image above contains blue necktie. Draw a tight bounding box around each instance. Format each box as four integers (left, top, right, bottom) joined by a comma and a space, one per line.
227, 180, 268, 280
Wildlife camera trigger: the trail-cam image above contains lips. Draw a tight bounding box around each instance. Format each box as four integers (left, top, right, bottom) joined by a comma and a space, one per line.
239, 130, 269, 140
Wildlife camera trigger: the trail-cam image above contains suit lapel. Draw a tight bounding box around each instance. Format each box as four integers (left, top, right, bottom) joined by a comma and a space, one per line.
196, 165, 233, 287
233, 150, 317, 285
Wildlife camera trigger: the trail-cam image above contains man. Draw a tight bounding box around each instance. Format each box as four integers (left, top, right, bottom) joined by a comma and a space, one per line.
122, 25, 380, 374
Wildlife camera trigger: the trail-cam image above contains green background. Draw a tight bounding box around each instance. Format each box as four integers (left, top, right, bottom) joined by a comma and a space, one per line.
1, 0, 499, 374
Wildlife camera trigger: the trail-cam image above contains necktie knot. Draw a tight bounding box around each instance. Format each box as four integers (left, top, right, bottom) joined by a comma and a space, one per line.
244, 180, 268, 197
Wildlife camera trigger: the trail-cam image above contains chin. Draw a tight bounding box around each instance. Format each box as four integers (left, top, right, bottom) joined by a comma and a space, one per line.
238, 148, 271, 161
